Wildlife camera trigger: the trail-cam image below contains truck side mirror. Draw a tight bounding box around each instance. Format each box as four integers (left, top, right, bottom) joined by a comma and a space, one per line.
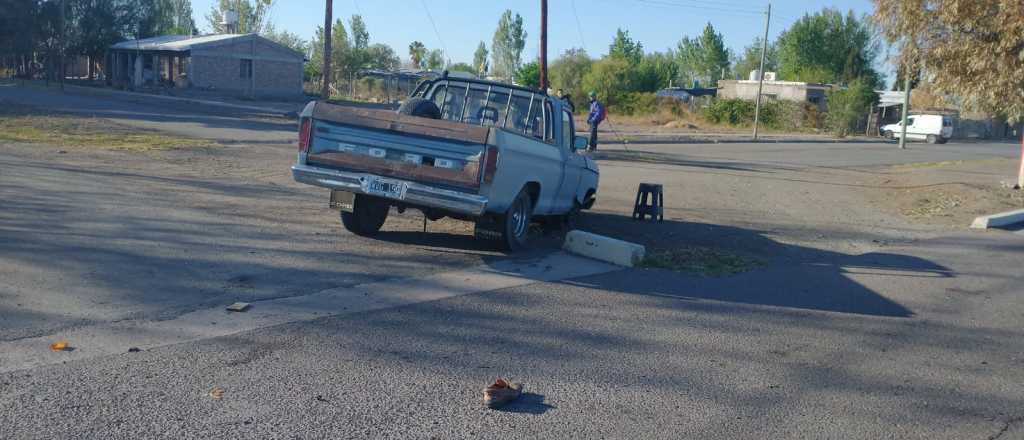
573, 136, 589, 152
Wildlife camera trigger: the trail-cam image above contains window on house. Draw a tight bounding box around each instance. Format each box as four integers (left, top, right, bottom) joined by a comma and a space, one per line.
240, 59, 252, 79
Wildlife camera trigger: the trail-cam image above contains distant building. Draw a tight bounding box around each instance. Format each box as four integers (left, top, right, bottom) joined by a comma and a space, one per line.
718, 71, 831, 111
107, 34, 305, 98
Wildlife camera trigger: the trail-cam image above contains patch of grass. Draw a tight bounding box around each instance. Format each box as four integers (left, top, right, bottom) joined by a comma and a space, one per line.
0, 103, 218, 151
638, 246, 762, 277
902, 191, 965, 218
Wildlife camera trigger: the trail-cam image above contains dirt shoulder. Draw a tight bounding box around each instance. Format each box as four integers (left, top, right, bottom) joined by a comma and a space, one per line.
867, 158, 1024, 228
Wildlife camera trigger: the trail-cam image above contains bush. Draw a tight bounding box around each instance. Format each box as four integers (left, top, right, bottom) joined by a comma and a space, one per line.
702, 99, 756, 125
699, 98, 823, 131
826, 79, 878, 137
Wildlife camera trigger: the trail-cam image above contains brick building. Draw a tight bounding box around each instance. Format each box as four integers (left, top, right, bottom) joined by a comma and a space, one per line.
107, 34, 304, 98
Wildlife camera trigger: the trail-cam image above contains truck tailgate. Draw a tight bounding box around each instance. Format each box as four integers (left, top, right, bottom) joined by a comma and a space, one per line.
307, 104, 489, 191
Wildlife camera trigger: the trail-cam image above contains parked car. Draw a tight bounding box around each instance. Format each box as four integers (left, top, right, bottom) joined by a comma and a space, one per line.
291, 73, 600, 250
880, 114, 953, 144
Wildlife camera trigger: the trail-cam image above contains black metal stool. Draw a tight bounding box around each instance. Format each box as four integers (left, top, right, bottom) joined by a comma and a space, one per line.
633, 183, 664, 221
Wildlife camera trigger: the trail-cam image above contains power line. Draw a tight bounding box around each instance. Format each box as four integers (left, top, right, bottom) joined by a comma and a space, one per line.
570, 0, 587, 49
631, 0, 764, 17
419, 0, 449, 63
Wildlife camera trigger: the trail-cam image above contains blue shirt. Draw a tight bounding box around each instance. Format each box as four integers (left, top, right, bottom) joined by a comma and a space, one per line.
587, 100, 605, 126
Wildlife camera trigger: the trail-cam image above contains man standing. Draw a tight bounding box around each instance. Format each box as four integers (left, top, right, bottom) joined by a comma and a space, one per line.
586, 91, 605, 152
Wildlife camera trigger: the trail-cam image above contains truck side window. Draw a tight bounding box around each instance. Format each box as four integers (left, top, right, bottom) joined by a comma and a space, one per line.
431, 83, 467, 122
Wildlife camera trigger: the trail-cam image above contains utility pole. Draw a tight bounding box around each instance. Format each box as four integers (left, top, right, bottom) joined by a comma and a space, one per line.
321, 0, 332, 100
59, 0, 65, 91
752, 3, 771, 140
898, 74, 911, 149
539, 0, 548, 91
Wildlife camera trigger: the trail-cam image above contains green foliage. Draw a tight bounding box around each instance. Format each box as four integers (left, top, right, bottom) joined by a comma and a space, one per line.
677, 22, 731, 87
424, 49, 444, 71
408, 41, 426, 69
491, 10, 526, 79
514, 61, 540, 88
581, 57, 633, 106
776, 8, 880, 86
472, 42, 489, 75
635, 51, 679, 92
702, 99, 756, 125
825, 79, 878, 136
264, 25, 308, 56
608, 28, 643, 64
206, 0, 273, 34
448, 62, 477, 75
366, 44, 399, 71
550, 48, 592, 110
732, 37, 777, 80
610, 93, 685, 116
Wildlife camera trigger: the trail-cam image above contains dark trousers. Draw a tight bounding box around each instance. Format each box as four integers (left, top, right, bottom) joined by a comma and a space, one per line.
589, 123, 599, 151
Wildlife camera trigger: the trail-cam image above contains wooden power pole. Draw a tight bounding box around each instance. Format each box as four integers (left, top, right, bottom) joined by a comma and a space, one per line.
321, 0, 333, 100
752, 3, 771, 140
539, 0, 548, 91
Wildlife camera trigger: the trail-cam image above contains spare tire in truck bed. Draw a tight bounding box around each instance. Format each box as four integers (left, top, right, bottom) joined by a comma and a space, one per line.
397, 97, 442, 119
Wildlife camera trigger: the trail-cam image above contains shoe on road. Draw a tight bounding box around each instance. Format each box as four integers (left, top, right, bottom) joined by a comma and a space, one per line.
482, 378, 523, 408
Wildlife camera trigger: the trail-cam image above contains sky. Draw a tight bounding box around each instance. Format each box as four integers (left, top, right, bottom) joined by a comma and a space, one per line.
191, 0, 885, 78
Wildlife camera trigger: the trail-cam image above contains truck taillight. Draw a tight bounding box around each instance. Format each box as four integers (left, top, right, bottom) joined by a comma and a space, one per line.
298, 118, 312, 153
482, 146, 499, 184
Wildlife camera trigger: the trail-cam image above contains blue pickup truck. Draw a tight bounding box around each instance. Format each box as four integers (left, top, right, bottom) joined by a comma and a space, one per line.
291, 74, 600, 250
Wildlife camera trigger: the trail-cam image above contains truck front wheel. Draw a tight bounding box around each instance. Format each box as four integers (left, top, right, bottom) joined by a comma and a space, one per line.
340, 194, 389, 236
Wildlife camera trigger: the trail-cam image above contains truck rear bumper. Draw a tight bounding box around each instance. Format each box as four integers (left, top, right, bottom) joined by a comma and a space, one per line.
291, 164, 488, 216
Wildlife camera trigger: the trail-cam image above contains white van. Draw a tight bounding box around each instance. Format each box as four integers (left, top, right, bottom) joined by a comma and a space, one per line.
880, 114, 954, 144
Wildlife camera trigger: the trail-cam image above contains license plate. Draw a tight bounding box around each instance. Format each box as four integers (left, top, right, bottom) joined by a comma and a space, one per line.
362, 177, 407, 200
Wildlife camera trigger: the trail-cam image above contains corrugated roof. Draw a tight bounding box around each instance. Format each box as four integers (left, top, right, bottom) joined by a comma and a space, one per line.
110, 34, 250, 51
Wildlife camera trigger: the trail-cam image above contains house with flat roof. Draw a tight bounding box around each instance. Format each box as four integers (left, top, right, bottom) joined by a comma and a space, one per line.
718, 72, 832, 111
107, 33, 305, 98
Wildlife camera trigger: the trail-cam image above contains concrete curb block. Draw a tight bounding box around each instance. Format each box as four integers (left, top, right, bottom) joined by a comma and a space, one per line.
970, 209, 1024, 229
563, 230, 646, 267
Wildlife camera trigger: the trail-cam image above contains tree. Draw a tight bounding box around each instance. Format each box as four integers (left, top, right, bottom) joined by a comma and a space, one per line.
776, 8, 879, 85
874, 0, 1024, 121
581, 57, 634, 105
206, 0, 274, 34
676, 22, 731, 87
491, 10, 526, 79
366, 43, 399, 71
264, 24, 308, 55
550, 48, 592, 107
514, 61, 540, 88
408, 41, 426, 69
608, 28, 643, 64
825, 79, 878, 136
424, 49, 444, 71
732, 37, 777, 81
636, 51, 678, 91
448, 62, 477, 75
473, 41, 489, 75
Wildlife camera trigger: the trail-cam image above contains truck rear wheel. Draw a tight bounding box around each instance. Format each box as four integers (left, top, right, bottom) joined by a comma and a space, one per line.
926, 134, 938, 144
500, 188, 534, 251
340, 194, 389, 236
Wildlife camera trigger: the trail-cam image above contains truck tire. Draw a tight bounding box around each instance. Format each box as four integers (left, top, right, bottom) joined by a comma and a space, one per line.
499, 188, 534, 251
397, 97, 441, 119
884, 130, 894, 140
926, 134, 938, 144
340, 194, 389, 236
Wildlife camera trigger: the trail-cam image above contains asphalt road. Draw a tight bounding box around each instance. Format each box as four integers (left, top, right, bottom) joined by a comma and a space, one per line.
2, 85, 1024, 439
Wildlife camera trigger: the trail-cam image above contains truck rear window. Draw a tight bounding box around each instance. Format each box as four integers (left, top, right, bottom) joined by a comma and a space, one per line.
428, 81, 553, 143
